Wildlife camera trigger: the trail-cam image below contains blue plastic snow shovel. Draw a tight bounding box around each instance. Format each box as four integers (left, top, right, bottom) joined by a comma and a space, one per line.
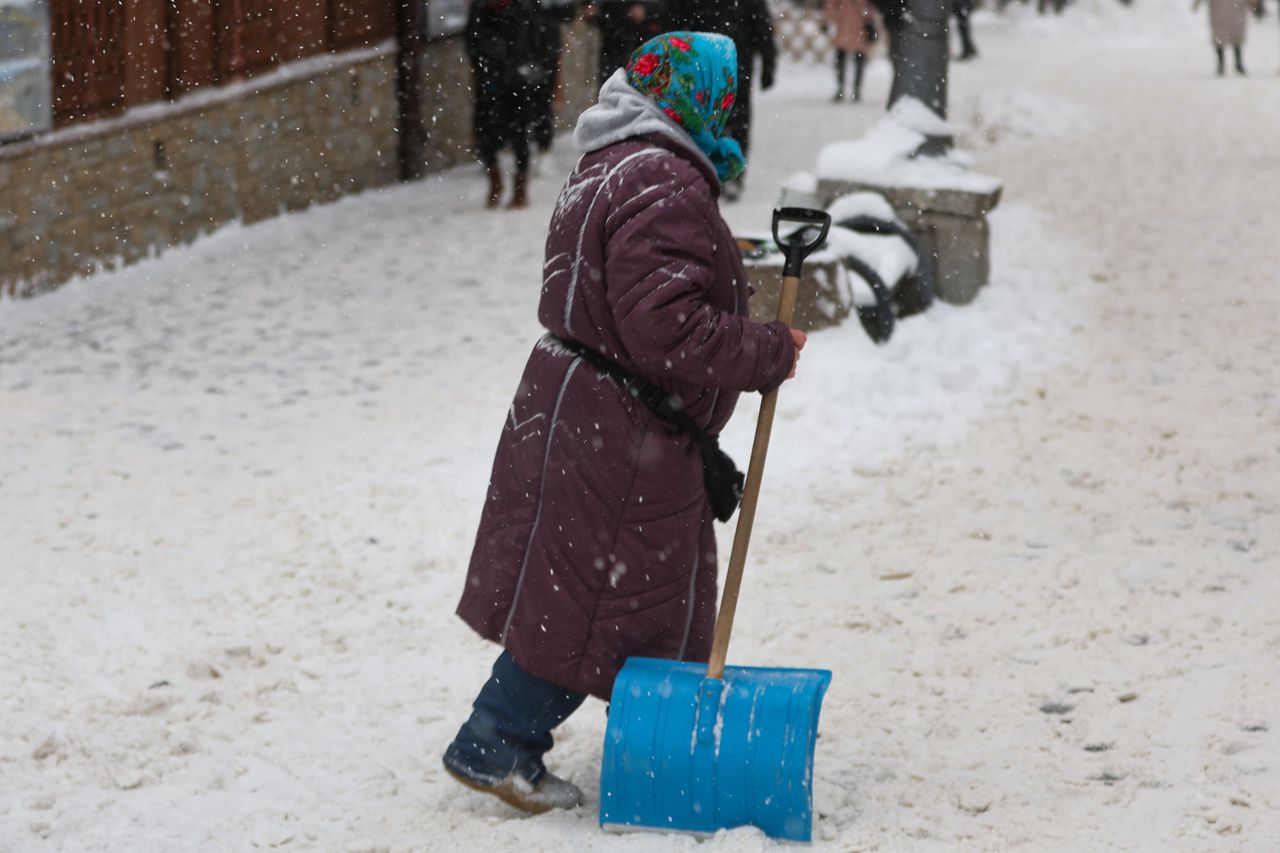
600, 208, 834, 843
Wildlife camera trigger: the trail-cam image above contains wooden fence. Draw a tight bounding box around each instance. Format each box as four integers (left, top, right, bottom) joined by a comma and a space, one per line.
47, 0, 395, 128
774, 0, 837, 64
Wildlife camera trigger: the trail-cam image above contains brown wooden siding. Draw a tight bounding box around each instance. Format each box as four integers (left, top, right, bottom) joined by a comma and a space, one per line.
329, 0, 395, 50
215, 0, 281, 82
276, 3, 331, 63
47, 1, 391, 131
167, 0, 219, 97
123, 0, 169, 107
51, 0, 127, 126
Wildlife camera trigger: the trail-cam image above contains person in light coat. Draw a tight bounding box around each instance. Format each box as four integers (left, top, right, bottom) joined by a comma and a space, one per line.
824, 0, 880, 101
1193, 0, 1253, 75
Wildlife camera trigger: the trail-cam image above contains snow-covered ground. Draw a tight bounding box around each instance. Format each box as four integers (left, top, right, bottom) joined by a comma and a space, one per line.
2, 2, 1279, 850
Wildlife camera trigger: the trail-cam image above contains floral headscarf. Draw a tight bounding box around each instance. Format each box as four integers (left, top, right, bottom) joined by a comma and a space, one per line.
626, 32, 746, 184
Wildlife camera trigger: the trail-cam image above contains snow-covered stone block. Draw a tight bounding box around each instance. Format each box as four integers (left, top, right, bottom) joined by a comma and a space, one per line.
739, 239, 850, 332
813, 97, 1002, 305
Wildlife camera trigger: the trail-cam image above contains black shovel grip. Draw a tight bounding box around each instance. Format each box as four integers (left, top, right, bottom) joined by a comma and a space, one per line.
772, 207, 832, 279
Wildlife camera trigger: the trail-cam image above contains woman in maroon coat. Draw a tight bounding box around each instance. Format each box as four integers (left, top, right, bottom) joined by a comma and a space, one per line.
443, 32, 803, 814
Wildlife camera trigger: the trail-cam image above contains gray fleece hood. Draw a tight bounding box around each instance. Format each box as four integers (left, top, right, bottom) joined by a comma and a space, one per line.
572, 70, 719, 185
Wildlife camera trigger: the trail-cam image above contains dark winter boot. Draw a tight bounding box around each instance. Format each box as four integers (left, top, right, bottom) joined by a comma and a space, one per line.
443, 761, 584, 815
441, 650, 586, 814
833, 51, 846, 102
1234, 46, 1246, 75
1216, 47, 1226, 76
853, 53, 866, 101
956, 17, 978, 60
509, 172, 529, 209
486, 165, 503, 209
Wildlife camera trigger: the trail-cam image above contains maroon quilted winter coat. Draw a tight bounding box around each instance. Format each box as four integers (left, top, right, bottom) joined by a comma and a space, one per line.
456, 105, 795, 700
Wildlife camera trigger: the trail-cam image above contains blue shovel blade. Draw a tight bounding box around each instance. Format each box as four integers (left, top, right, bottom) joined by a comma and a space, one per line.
599, 657, 832, 843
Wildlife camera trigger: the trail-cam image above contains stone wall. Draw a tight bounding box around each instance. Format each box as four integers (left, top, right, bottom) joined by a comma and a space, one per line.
0, 19, 602, 299
420, 36, 474, 172
555, 23, 603, 134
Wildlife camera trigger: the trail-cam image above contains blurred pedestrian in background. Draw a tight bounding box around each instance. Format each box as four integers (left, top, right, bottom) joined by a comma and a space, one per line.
667, 0, 777, 199
824, 0, 880, 102
466, 0, 555, 208
584, 1, 667, 87
1193, 0, 1252, 75
531, 0, 579, 155
953, 0, 979, 60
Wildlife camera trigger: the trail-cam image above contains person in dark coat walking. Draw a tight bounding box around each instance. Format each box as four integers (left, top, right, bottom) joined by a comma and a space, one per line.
443, 32, 802, 814
584, 1, 667, 86
466, 0, 554, 208
531, 0, 577, 152
953, 0, 979, 60
666, 0, 777, 199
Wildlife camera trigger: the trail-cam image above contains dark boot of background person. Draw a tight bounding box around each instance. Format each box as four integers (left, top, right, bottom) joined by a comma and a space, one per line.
1234, 45, 1246, 74
833, 50, 846, 101
487, 164, 504, 209
852, 52, 865, 101
509, 133, 531, 208
957, 23, 978, 59
955, 0, 979, 60
1216, 46, 1226, 76
509, 172, 530, 209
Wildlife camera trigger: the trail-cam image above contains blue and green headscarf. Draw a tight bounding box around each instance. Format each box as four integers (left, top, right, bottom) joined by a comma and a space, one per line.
625, 32, 747, 184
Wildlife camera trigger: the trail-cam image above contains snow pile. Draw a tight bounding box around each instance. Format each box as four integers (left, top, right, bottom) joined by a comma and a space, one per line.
824, 193, 919, 307
0, 109, 1079, 849
816, 97, 1001, 194
0, 184, 1080, 853
826, 191, 900, 225
961, 88, 1092, 147
777, 170, 822, 209
721, 199, 1077, 475
886, 96, 957, 139
736, 191, 916, 305
985, 0, 1202, 42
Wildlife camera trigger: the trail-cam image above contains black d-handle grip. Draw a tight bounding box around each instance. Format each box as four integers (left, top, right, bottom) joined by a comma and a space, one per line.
771, 207, 832, 278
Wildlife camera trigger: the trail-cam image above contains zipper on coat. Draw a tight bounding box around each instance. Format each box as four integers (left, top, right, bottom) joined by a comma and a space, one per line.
676, 546, 700, 661
501, 356, 582, 645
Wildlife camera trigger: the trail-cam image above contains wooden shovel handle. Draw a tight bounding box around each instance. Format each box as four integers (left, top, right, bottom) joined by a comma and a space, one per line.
706, 273, 801, 681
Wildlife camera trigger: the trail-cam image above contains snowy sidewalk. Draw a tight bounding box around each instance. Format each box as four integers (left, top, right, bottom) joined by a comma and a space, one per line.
2, 4, 1279, 850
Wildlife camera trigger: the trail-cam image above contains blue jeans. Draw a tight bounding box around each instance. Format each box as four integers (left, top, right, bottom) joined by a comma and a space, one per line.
444, 651, 586, 786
